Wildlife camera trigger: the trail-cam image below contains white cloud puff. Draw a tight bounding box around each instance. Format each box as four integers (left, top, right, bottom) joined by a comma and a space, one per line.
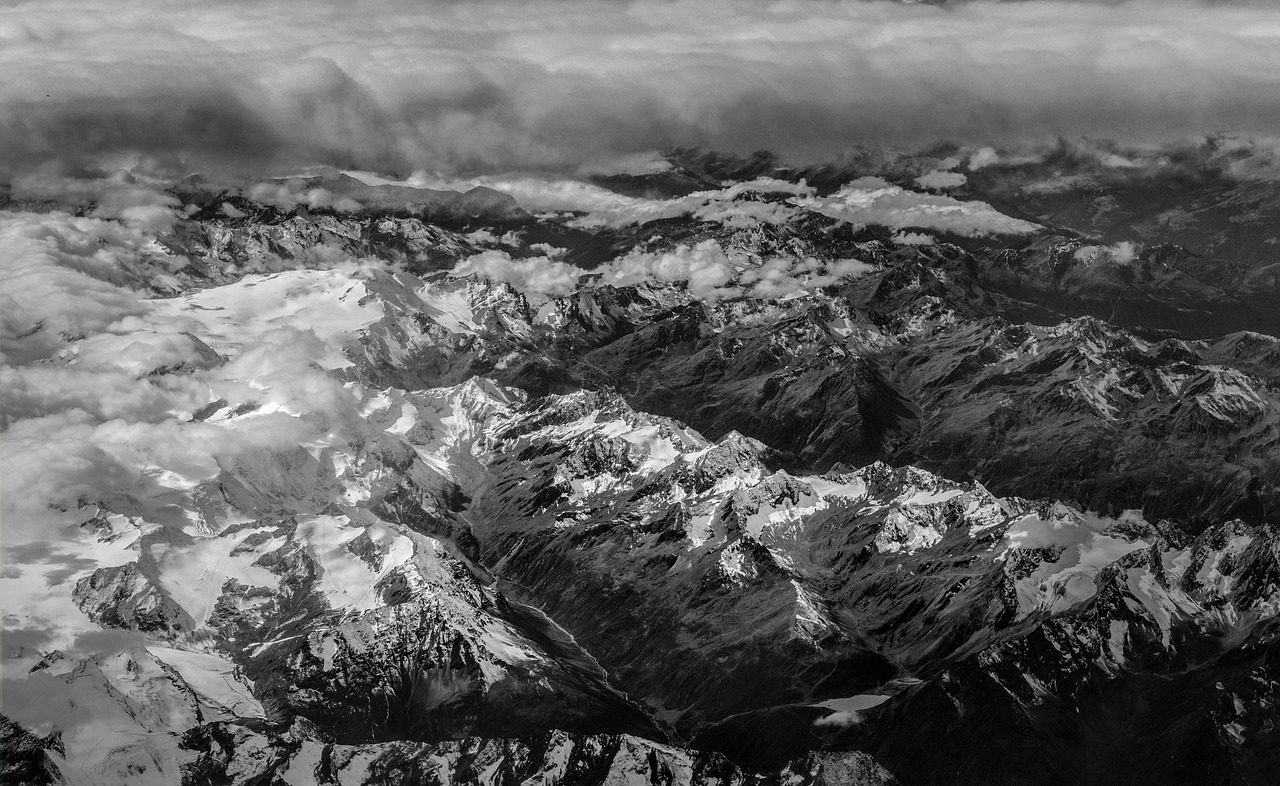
1073, 241, 1140, 265
450, 236, 874, 301
813, 710, 864, 728
247, 182, 362, 212
794, 178, 1040, 237
591, 240, 874, 301
915, 170, 968, 191
968, 147, 1000, 171
892, 231, 935, 246
451, 250, 582, 301
596, 240, 740, 300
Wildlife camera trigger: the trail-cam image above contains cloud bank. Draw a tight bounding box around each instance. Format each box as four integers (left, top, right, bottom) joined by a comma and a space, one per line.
3, 0, 1280, 176
445, 238, 877, 301
595, 240, 876, 300
796, 177, 1040, 236
406, 173, 812, 227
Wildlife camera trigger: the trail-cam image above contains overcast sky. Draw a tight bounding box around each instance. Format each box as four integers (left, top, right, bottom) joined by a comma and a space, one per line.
3, 0, 1280, 177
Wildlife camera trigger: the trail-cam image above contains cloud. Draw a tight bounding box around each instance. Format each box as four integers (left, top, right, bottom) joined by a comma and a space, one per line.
577, 150, 674, 177
590, 240, 874, 301
738, 256, 877, 299
4, 541, 100, 587
247, 181, 363, 212
689, 178, 813, 228
0, 212, 152, 364
451, 249, 582, 301
0, 349, 352, 542
813, 710, 864, 728
794, 177, 1040, 237
1073, 241, 1140, 265
968, 147, 1000, 171
3, 0, 1280, 176
408, 172, 810, 227
0, 215, 384, 537
10, 167, 184, 230
411, 173, 674, 225
0, 364, 194, 428
892, 231, 935, 246
597, 240, 740, 299
1213, 136, 1280, 180
0, 412, 139, 529
1100, 153, 1141, 169
449, 235, 875, 301
915, 170, 968, 191
88, 183, 182, 233
691, 198, 799, 228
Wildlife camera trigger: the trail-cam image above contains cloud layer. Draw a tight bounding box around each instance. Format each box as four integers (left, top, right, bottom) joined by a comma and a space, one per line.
4, 0, 1280, 176
448, 237, 878, 301
796, 177, 1041, 236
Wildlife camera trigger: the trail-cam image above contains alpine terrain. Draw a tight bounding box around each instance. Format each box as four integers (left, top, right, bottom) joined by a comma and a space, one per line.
3, 138, 1280, 786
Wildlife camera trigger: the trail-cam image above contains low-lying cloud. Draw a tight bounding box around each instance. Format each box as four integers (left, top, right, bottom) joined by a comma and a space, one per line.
247, 181, 363, 213
0, 209, 391, 550
451, 250, 582, 301
3, 0, 1280, 177
446, 238, 877, 302
796, 178, 1041, 236
596, 240, 876, 300
405, 171, 1039, 237
410, 173, 809, 228
0, 212, 153, 364
598, 241, 740, 299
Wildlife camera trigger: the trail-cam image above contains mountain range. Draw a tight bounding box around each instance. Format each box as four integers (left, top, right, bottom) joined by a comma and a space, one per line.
2, 138, 1278, 785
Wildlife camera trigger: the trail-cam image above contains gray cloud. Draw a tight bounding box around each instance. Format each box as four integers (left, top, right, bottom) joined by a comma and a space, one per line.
2, 1, 1280, 176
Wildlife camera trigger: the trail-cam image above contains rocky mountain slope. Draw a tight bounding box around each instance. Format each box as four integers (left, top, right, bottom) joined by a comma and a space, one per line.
2, 142, 1278, 785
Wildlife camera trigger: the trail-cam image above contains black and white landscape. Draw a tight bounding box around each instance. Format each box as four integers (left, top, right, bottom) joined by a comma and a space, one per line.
2, 2, 1280, 785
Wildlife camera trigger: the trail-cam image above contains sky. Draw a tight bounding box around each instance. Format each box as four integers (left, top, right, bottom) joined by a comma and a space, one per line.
3, 0, 1280, 178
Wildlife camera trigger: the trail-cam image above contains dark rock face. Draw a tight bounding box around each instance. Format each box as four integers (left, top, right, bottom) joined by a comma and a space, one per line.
177, 721, 899, 786
458, 390, 1280, 782
72, 562, 194, 633
0, 717, 63, 786
881, 315, 1280, 528
266, 598, 664, 745
340, 263, 1279, 529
